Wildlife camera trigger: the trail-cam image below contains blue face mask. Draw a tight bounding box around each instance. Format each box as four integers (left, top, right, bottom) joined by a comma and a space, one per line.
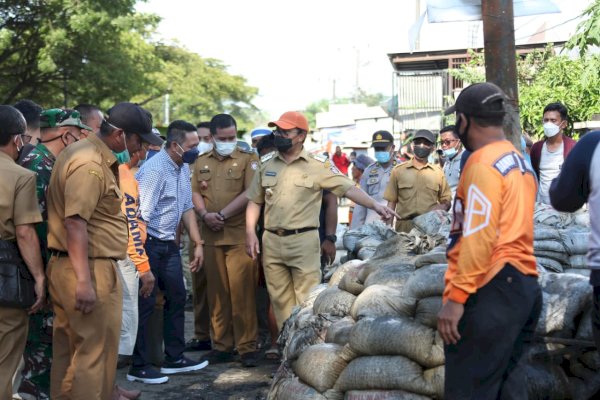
112, 149, 130, 164
177, 143, 199, 164
146, 149, 159, 160
443, 147, 458, 159
374, 151, 391, 164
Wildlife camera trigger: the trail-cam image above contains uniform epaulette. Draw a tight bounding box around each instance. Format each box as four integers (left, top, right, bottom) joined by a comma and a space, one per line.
238, 146, 255, 154
260, 151, 275, 163
310, 153, 327, 163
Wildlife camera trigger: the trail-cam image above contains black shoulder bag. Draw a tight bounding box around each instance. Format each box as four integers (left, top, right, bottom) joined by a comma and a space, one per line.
0, 239, 36, 308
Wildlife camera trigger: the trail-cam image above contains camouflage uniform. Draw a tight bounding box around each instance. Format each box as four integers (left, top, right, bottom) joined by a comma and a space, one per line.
18, 143, 55, 399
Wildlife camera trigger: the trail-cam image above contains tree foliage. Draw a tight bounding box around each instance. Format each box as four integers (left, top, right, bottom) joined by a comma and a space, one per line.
448, 47, 600, 138
566, 0, 600, 57
0, 0, 257, 126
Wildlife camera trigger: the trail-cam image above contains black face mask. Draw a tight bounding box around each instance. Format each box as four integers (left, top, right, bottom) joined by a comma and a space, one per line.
413, 145, 432, 160
274, 135, 293, 153
454, 114, 473, 152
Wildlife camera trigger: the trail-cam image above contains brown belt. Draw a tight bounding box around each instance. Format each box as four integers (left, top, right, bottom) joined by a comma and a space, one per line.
266, 227, 317, 237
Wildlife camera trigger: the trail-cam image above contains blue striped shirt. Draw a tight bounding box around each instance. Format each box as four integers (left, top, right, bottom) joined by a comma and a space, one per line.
136, 149, 193, 241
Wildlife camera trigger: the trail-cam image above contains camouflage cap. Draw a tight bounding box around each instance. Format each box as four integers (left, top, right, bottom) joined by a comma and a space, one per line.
40, 108, 92, 131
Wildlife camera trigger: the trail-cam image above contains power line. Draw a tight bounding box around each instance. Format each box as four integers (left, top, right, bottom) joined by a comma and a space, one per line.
515, 15, 580, 40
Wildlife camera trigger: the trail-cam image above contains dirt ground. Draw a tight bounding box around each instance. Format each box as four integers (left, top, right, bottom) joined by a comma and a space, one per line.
115, 311, 279, 400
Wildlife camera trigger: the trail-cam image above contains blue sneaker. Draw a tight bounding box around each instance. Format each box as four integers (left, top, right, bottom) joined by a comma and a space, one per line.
127, 366, 169, 384
160, 356, 209, 374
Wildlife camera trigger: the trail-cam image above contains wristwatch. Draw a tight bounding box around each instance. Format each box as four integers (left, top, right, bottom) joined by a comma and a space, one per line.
324, 234, 337, 243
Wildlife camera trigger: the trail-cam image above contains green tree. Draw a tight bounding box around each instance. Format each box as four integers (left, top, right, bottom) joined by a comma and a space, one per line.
134, 44, 258, 131
448, 47, 600, 138
567, 0, 600, 57
0, 0, 160, 108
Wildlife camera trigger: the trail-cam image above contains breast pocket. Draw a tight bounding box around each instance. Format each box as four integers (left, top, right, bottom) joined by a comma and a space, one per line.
225, 168, 244, 191
366, 176, 381, 195
262, 176, 278, 203
294, 178, 314, 191
105, 184, 123, 216
397, 182, 414, 202
196, 171, 212, 192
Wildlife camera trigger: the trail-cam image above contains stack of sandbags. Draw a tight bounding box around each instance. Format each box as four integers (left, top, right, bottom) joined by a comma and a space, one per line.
533, 203, 591, 276
272, 209, 598, 399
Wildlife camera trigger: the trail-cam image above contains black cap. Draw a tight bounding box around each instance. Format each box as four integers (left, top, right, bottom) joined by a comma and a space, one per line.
106, 102, 164, 147
371, 130, 394, 147
413, 129, 435, 144
444, 82, 506, 118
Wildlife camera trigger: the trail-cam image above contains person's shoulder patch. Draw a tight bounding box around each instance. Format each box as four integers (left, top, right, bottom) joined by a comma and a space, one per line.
238, 146, 254, 154
250, 160, 258, 170
261, 152, 275, 163
493, 151, 530, 176
310, 153, 327, 163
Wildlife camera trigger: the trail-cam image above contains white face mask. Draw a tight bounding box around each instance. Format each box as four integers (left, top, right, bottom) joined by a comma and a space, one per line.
543, 122, 560, 138
214, 140, 237, 156
197, 141, 213, 154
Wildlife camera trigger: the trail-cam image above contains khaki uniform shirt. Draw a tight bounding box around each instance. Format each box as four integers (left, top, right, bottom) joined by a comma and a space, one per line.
47, 134, 128, 259
247, 149, 354, 230
192, 147, 259, 246
383, 159, 452, 220
0, 151, 42, 241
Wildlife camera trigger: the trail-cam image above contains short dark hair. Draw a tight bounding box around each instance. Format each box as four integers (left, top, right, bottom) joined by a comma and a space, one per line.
543, 102, 568, 121
74, 104, 101, 125
196, 121, 210, 129
0, 105, 26, 146
167, 120, 197, 147
209, 114, 237, 135
440, 125, 458, 139
13, 99, 42, 130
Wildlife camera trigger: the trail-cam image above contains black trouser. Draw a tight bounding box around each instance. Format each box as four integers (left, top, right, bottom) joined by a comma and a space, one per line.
444, 264, 542, 400
593, 286, 600, 354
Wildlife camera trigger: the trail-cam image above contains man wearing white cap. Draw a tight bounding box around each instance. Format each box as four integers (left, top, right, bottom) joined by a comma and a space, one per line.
250, 127, 271, 150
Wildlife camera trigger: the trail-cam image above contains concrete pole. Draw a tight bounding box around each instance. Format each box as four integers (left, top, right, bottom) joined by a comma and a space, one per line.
481, 0, 522, 148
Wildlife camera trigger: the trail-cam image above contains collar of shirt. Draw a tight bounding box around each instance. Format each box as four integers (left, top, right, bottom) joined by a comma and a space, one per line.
0, 150, 14, 163
406, 158, 434, 170
208, 148, 240, 160
87, 134, 118, 168
158, 148, 182, 171
34, 143, 56, 162
275, 148, 310, 163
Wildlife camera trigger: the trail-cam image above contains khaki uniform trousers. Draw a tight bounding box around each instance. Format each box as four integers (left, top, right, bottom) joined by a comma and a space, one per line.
0, 306, 28, 399
47, 256, 122, 400
262, 230, 321, 330
204, 244, 257, 355
191, 266, 211, 341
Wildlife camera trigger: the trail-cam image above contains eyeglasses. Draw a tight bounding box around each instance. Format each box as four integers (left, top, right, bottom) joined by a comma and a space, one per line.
439, 139, 459, 146
21, 134, 33, 144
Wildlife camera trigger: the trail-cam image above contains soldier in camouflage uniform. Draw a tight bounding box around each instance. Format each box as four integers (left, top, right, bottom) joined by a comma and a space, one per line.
18, 108, 91, 399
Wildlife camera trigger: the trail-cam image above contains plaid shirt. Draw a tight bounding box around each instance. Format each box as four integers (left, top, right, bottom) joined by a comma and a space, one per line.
136, 149, 193, 241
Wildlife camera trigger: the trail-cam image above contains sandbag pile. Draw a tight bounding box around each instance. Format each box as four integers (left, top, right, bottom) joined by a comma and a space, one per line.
269, 208, 597, 400
534, 204, 591, 276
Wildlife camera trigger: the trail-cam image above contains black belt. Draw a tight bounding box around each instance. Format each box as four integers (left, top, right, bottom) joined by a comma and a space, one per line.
49, 249, 68, 258
266, 227, 317, 237
147, 235, 174, 243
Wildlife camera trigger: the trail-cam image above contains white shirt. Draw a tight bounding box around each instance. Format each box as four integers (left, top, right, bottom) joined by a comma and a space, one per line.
538, 141, 563, 204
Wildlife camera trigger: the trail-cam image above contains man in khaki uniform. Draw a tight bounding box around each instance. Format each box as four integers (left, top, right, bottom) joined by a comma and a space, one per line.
192, 114, 260, 366
384, 129, 452, 232
46, 109, 134, 399
0, 105, 46, 400
246, 111, 398, 330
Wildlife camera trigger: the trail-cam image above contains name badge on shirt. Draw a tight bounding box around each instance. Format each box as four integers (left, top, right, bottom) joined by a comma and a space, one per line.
265, 171, 277, 177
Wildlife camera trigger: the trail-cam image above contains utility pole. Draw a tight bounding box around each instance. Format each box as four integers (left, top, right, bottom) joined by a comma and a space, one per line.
481, 0, 521, 148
